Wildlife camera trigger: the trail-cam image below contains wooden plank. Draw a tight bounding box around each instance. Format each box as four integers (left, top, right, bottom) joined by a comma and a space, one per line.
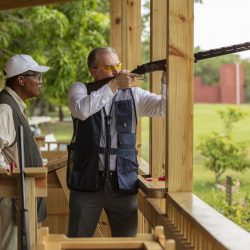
122, 0, 142, 156
43, 188, 69, 234
45, 154, 67, 173
37, 226, 167, 250
110, 0, 145, 236
0, 0, 77, 11
167, 0, 194, 192
110, 0, 142, 156
138, 156, 150, 175
110, 0, 122, 58
168, 192, 250, 250
23, 177, 37, 249
0, 167, 47, 178
0, 169, 47, 197
56, 166, 69, 202
150, 0, 167, 179
138, 175, 166, 198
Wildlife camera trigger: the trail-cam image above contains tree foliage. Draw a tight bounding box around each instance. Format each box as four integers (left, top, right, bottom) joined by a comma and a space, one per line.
197, 107, 250, 183
241, 59, 250, 102
0, 0, 110, 108
194, 47, 241, 84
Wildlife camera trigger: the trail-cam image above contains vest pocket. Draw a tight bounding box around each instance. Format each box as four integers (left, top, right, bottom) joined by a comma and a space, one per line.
118, 133, 136, 147
67, 143, 99, 190
116, 155, 138, 190
115, 100, 132, 132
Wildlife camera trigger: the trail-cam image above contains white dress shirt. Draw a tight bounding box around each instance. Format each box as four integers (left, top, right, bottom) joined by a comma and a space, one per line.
68, 82, 166, 171
68, 82, 166, 120
0, 87, 28, 170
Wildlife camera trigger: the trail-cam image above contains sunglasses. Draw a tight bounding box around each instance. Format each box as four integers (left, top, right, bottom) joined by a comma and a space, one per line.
92, 63, 122, 72
19, 72, 42, 80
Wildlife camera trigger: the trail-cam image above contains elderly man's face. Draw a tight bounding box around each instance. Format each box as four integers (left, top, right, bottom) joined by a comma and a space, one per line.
17, 71, 43, 100
90, 52, 121, 81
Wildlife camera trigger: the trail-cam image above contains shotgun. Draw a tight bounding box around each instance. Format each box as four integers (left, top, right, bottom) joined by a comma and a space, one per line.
18, 124, 30, 250
86, 41, 250, 94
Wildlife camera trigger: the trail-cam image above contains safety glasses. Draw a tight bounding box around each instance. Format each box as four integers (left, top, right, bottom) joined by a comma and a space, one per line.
92, 63, 122, 72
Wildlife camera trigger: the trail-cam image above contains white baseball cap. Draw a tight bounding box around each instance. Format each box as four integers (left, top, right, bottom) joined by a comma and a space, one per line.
4, 54, 50, 79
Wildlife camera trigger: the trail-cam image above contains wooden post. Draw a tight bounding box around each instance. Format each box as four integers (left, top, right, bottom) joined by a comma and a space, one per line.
150, 0, 167, 179
110, 0, 142, 154
167, 0, 194, 192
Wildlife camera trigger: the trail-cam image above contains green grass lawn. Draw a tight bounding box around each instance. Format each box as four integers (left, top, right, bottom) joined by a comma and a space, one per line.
193, 104, 250, 196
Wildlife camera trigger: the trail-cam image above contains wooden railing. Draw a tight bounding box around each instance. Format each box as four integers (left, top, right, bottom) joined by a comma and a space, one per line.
138, 160, 250, 250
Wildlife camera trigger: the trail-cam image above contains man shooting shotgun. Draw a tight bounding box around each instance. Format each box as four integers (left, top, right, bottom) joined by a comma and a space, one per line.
67, 46, 167, 238
86, 41, 250, 94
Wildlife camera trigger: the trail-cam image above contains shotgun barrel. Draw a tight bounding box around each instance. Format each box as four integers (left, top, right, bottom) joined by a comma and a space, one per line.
18, 125, 30, 250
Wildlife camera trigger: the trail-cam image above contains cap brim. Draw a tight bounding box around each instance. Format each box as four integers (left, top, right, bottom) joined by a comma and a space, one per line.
30, 65, 50, 73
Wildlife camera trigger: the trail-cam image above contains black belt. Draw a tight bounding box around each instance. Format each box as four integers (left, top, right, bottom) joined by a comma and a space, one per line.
99, 171, 116, 177
99, 147, 136, 156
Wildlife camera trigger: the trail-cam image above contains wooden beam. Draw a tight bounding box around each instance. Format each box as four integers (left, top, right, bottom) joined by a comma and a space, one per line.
110, 0, 142, 157
110, 0, 122, 58
0, 0, 77, 11
150, 0, 167, 179
110, 0, 141, 69
167, 0, 194, 192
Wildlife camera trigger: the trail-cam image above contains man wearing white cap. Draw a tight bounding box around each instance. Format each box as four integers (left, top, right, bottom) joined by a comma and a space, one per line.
0, 54, 49, 250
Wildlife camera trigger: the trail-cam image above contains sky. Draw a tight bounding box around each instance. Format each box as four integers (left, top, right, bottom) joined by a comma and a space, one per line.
194, 0, 250, 59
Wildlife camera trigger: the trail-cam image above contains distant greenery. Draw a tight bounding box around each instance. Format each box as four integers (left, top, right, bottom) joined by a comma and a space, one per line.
194, 48, 250, 102
194, 47, 241, 84
0, 0, 110, 108
197, 107, 250, 183
194, 104, 250, 231
193, 163, 250, 232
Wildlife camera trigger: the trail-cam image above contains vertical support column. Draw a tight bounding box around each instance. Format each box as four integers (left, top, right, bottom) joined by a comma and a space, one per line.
167, 0, 194, 192
150, 0, 167, 178
110, 0, 142, 154
110, 0, 141, 69
110, 0, 122, 58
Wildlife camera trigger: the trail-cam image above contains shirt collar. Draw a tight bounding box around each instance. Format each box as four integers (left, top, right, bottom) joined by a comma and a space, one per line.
4, 86, 27, 114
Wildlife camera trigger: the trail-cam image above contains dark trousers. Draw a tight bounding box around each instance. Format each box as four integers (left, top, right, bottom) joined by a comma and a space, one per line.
67, 182, 138, 237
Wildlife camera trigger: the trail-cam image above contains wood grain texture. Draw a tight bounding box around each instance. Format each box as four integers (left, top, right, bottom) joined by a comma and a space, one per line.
167, 192, 250, 250
150, 0, 167, 180
110, 0, 142, 156
167, 0, 194, 192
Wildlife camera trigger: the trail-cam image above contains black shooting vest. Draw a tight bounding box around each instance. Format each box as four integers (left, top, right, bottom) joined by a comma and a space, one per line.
0, 90, 46, 223
68, 88, 138, 192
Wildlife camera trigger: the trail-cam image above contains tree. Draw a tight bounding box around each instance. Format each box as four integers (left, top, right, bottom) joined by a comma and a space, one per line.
194, 47, 240, 84
0, 1, 110, 116
197, 107, 250, 183
241, 58, 250, 102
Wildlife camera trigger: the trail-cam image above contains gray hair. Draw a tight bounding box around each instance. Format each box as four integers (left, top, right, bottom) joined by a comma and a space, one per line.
87, 47, 118, 68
